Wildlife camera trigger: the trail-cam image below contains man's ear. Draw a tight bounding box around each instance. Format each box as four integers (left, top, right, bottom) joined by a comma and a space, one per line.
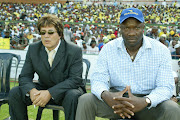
120, 25, 123, 34
142, 23, 145, 29
120, 24, 123, 28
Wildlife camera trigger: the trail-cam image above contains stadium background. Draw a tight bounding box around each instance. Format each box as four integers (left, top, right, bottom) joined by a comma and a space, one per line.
0, 0, 180, 120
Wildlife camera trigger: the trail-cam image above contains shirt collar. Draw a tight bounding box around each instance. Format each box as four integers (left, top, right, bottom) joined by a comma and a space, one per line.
143, 35, 152, 49
117, 35, 152, 51
45, 40, 61, 53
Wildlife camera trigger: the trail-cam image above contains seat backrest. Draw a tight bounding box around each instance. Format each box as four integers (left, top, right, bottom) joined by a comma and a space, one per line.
82, 58, 91, 87
0, 53, 21, 96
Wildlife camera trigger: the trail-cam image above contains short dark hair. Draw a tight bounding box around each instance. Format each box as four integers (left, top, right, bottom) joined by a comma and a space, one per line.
37, 14, 64, 40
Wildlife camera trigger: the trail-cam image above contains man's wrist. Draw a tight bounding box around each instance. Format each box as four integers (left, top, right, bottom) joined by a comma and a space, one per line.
47, 90, 53, 99
145, 97, 151, 107
30, 88, 36, 94
101, 90, 109, 100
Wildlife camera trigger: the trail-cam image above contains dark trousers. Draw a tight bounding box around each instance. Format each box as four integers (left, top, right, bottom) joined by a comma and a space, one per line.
8, 85, 83, 120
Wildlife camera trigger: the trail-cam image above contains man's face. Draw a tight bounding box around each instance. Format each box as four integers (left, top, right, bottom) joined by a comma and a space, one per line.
91, 43, 96, 48
120, 18, 144, 48
82, 43, 86, 48
172, 40, 178, 46
174, 36, 179, 41
87, 32, 90, 37
40, 25, 60, 51
178, 61, 180, 66
163, 29, 167, 33
76, 36, 80, 40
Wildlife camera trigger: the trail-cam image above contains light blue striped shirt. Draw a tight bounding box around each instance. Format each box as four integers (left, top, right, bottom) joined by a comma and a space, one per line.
91, 35, 175, 108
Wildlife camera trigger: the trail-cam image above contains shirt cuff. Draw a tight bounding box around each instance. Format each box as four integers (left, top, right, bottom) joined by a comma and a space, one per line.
91, 87, 108, 101
145, 94, 157, 109
26, 93, 30, 97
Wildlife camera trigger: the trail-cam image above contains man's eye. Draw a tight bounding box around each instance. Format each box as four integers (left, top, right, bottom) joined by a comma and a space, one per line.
123, 27, 129, 30
136, 27, 141, 30
39, 31, 46, 35
48, 31, 55, 34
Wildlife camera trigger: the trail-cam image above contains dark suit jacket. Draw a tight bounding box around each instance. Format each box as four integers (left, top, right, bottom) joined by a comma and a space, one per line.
19, 40, 84, 104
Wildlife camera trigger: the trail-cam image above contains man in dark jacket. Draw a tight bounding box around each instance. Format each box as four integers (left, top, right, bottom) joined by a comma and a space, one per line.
9, 14, 85, 120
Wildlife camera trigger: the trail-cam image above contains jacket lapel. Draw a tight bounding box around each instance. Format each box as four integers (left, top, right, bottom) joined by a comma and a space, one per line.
50, 40, 65, 71
40, 45, 50, 70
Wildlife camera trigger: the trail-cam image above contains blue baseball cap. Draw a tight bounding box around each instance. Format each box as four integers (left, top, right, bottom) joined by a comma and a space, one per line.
120, 8, 144, 24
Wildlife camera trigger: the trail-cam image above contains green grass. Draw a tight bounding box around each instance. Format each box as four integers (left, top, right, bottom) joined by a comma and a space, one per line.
0, 82, 108, 120
0, 103, 66, 120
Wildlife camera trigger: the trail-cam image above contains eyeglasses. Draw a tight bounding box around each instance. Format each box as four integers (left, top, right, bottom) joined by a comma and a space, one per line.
39, 30, 57, 35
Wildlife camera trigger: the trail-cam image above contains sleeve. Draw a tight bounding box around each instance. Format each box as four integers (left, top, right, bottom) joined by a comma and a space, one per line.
91, 45, 110, 100
19, 45, 36, 99
48, 47, 83, 103
146, 48, 175, 109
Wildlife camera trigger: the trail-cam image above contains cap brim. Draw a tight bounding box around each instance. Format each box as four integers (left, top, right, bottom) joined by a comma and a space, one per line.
120, 16, 144, 24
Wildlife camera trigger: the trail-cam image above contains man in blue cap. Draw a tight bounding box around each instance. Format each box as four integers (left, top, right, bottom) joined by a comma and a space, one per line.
75, 8, 180, 120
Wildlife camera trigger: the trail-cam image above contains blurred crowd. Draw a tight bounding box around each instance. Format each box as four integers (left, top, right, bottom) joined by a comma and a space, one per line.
0, 1, 179, 56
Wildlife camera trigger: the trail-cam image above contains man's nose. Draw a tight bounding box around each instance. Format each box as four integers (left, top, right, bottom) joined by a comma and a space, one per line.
128, 28, 136, 35
44, 32, 50, 37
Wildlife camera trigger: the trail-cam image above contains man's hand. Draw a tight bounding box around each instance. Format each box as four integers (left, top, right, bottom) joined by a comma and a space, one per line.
32, 90, 52, 107
171, 96, 178, 103
29, 88, 40, 103
30, 88, 52, 107
114, 86, 148, 113
101, 86, 134, 119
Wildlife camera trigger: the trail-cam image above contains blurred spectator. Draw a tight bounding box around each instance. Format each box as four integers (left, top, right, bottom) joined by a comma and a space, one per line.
173, 71, 179, 96
87, 36, 98, 46
171, 71, 179, 103
16, 34, 28, 50
86, 39, 99, 54
159, 34, 169, 47
11, 26, 20, 38
168, 30, 176, 41
4, 31, 11, 38
169, 40, 180, 59
175, 46, 180, 59
19, 13, 27, 21
84, 31, 91, 43
153, 32, 159, 41
49, 3, 58, 14
24, 35, 41, 50
103, 36, 109, 44
110, 34, 116, 41
169, 34, 180, 48
174, 34, 180, 41
0, 2, 179, 51
0, 25, 5, 38
95, 33, 100, 43
75, 34, 83, 48
169, 39, 179, 53
98, 35, 104, 51
177, 24, 180, 34
64, 24, 73, 43
147, 26, 159, 40
26, 31, 33, 44
159, 27, 168, 38
32, 34, 40, 43
162, 0, 167, 6
82, 41, 87, 54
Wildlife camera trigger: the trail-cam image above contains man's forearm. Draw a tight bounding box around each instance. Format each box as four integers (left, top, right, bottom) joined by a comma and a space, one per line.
101, 90, 120, 108
101, 90, 109, 101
